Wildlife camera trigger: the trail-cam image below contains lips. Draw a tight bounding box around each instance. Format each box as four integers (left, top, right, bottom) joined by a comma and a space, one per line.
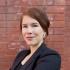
27, 36, 34, 38
26, 36, 35, 40
27, 36, 33, 38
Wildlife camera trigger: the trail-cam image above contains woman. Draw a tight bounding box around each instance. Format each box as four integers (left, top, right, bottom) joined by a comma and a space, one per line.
10, 7, 61, 70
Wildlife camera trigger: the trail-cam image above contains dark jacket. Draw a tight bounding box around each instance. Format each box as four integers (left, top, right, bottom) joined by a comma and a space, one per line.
10, 43, 61, 70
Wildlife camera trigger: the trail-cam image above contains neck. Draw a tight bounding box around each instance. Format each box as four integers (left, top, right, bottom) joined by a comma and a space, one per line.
29, 41, 43, 55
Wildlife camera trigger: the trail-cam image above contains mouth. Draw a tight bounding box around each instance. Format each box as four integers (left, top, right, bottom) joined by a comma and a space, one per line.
26, 37, 35, 40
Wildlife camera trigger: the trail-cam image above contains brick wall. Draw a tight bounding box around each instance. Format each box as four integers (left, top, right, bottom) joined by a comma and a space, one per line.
0, 0, 69, 70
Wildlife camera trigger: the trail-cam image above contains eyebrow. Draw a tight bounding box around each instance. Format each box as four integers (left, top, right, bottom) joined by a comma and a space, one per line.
31, 23, 38, 25
22, 23, 38, 25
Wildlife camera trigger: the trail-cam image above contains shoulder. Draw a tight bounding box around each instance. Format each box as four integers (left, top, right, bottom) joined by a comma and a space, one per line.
38, 43, 61, 64
43, 47, 61, 61
39, 43, 61, 57
40, 48, 61, 61
16, 49, 29, 57
39, 48, 61, 63
34, 44, 61, 70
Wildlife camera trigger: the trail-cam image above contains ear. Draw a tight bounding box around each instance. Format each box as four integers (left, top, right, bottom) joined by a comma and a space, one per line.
43, 32, 46, 38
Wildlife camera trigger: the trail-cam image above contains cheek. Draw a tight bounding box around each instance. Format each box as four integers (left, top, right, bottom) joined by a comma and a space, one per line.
36, 29, 44, 39
37, 27, 44, 35
22, 30, 26, 37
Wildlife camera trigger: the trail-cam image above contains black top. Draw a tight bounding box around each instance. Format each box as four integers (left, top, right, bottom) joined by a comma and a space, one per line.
10, 42, 61, 70
16, 63, 26, 70
15, 63, 22, 70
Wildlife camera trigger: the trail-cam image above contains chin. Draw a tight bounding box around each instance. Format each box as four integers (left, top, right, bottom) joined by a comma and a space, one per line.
26, 41, 38, 46
27, 43, 35, 46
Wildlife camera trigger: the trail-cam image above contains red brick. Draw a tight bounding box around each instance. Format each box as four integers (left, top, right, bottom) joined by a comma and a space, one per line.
54, 14, 64, 21
50, 21, 64, 27
65, 6, 70, 22
7, 6, 19, 13
47, 6, 65, 13
6, 0, 15, 6
47, 35, 54, 42
65, 28, 70, 37
65, 16, 70, 22
0, 14, 6, 21
0, 0, 6, 6
6, 28, 20, 42
53, 27, 64, 35
47, 0, 54, 5
0, 60, 14, 70
47, 34, 64, 42
0, 44, 17, 54
29, 0, 47, 6
53, 42, 64, 53
0, 42, 7, 48
65, 37, 70, 44
54, 0, 65, 5
7, 41, 20, 50
0, 21, 7, 27
46, 41, 54, 48
0, 37, 8, 42
65, 26, 70, 31
66, 0, 70, 5
65, 10, 70, 17
54, 41, 64, 47
53, 35, 64, 42
6, 14, 19, 21
0, 28, 7, 38
48, 27, 54, 35
65, 22, 70, 27
0, 7, 6, 14
7, 20, 20, 28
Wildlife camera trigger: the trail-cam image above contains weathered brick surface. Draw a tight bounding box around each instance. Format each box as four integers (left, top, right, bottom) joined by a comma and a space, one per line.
0, 0, 69, 70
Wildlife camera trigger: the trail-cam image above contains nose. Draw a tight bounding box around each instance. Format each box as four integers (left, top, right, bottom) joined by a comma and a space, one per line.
27, 26, 33, 34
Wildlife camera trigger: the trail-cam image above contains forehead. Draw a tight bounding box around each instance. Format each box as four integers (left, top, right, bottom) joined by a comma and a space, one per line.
22, 15, 39, 24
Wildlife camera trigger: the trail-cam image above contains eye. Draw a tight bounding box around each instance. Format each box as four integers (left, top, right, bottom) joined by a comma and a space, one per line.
22, 25, 28, 28
32, 25, 38, 27
31, 23, 39, 27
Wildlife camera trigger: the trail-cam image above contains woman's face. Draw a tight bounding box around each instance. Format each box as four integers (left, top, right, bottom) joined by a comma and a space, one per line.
22, 15, 45, 46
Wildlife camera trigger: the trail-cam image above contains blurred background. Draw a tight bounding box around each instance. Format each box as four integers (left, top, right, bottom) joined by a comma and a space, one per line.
0, 0, 69, 70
